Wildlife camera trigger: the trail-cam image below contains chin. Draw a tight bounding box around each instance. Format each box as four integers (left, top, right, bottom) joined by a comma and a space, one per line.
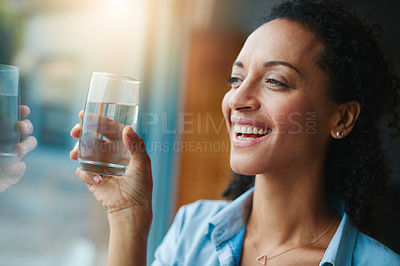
230, 153, 262, 176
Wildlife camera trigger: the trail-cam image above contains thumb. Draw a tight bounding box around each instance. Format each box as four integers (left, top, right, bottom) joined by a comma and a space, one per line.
122, 126, 150, 168
0, 161, 26, 192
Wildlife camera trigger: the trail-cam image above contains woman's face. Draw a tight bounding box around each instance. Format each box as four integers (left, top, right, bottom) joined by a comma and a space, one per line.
222, 19, 340, 176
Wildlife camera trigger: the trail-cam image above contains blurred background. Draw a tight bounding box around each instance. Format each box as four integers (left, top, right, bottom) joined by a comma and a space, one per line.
0, 0, 399, 265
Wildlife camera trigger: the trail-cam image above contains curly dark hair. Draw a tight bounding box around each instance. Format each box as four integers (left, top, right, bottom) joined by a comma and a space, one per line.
222, 0, 400, 236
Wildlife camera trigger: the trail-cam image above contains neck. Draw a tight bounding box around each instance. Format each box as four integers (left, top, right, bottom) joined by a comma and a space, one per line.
248, 164, 336, 247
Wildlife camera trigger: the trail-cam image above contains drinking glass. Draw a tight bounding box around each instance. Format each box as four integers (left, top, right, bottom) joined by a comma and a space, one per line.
0, 64, 20, 165
78, 72, 140, 176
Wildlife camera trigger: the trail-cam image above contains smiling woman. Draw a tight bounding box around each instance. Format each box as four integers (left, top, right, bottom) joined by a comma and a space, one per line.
223, 0, 400, 238
70, 0, 400, 265
222, 17, 365, 265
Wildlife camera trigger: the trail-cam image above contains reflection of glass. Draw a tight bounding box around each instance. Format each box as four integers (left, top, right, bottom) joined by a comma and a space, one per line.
0, 64, 19, 165
79, 72, 140, 176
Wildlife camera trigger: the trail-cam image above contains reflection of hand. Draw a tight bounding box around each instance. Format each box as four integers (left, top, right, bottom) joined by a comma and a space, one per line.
0, 105, 38, 193
70, 110, 153, 213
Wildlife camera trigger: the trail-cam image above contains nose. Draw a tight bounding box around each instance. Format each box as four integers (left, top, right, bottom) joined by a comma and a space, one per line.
228, 79, 260, 111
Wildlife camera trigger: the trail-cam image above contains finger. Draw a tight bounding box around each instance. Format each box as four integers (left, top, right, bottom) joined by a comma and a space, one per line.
79, 110, 84, 120
16, 136, 38, 158
1, 161, 26, 178
70, 123, 82, 138
123, 126, 150, 168
19, 105, 30, 119
70, 141, 79, 160
83, 113, 125, 140
15, 119, 33, 134
76, 167, 102, 185
79, 135, 128, 165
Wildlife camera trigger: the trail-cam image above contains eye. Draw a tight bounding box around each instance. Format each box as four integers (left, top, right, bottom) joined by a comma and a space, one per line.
266, 78, 289, 88
227, 77, 242, 89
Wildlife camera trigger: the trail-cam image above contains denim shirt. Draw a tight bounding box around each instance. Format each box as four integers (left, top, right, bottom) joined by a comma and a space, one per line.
152, 188, 400, 265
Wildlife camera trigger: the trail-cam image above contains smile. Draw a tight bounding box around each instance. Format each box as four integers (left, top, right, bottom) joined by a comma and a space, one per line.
233, 124, 272, 140
232, 125, 273, 149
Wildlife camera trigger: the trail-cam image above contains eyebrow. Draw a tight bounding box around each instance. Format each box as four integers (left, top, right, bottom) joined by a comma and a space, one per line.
233, 61, 244, 67
232, 60, 301, 75
264, 61, 300, 75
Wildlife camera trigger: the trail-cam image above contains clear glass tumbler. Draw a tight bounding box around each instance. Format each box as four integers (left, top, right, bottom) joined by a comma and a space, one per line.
78, 72, 141, 176
0, 64, 20, 165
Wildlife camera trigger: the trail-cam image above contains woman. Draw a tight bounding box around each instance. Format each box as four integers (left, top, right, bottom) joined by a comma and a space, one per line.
70, 0, 400, 265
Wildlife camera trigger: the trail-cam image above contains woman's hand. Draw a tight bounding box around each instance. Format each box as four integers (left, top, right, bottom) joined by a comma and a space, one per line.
70, 111, 152, 265
69, 111, 153, 215
0, 105, 38, 192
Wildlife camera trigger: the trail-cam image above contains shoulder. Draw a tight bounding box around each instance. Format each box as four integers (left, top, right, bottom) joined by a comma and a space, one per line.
157, 198, 230, 243
174, 199, 230, 228
353, 232, 400, 265
180, 199, 230, 216
152, 199, 230, 264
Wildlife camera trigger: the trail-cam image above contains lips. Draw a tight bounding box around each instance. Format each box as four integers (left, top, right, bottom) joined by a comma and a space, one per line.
230, 118, 273, 146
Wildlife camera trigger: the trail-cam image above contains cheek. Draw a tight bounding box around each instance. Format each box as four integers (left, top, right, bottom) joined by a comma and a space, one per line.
269, 98, 311, 133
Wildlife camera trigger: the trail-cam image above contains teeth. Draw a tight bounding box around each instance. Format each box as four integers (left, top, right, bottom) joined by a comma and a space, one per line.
233, 124, 272, 135
237, 135, 253, 141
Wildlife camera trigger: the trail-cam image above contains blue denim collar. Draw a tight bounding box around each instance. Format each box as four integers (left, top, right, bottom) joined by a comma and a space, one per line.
207, 187, 358, 265
319, 201, 357, 266
208, 187, 253, 246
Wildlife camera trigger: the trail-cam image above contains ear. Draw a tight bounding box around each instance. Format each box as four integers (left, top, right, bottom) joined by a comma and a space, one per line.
330, 101, 361, 139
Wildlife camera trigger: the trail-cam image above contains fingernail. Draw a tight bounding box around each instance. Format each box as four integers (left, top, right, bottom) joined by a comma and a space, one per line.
92, 175, 101, 184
